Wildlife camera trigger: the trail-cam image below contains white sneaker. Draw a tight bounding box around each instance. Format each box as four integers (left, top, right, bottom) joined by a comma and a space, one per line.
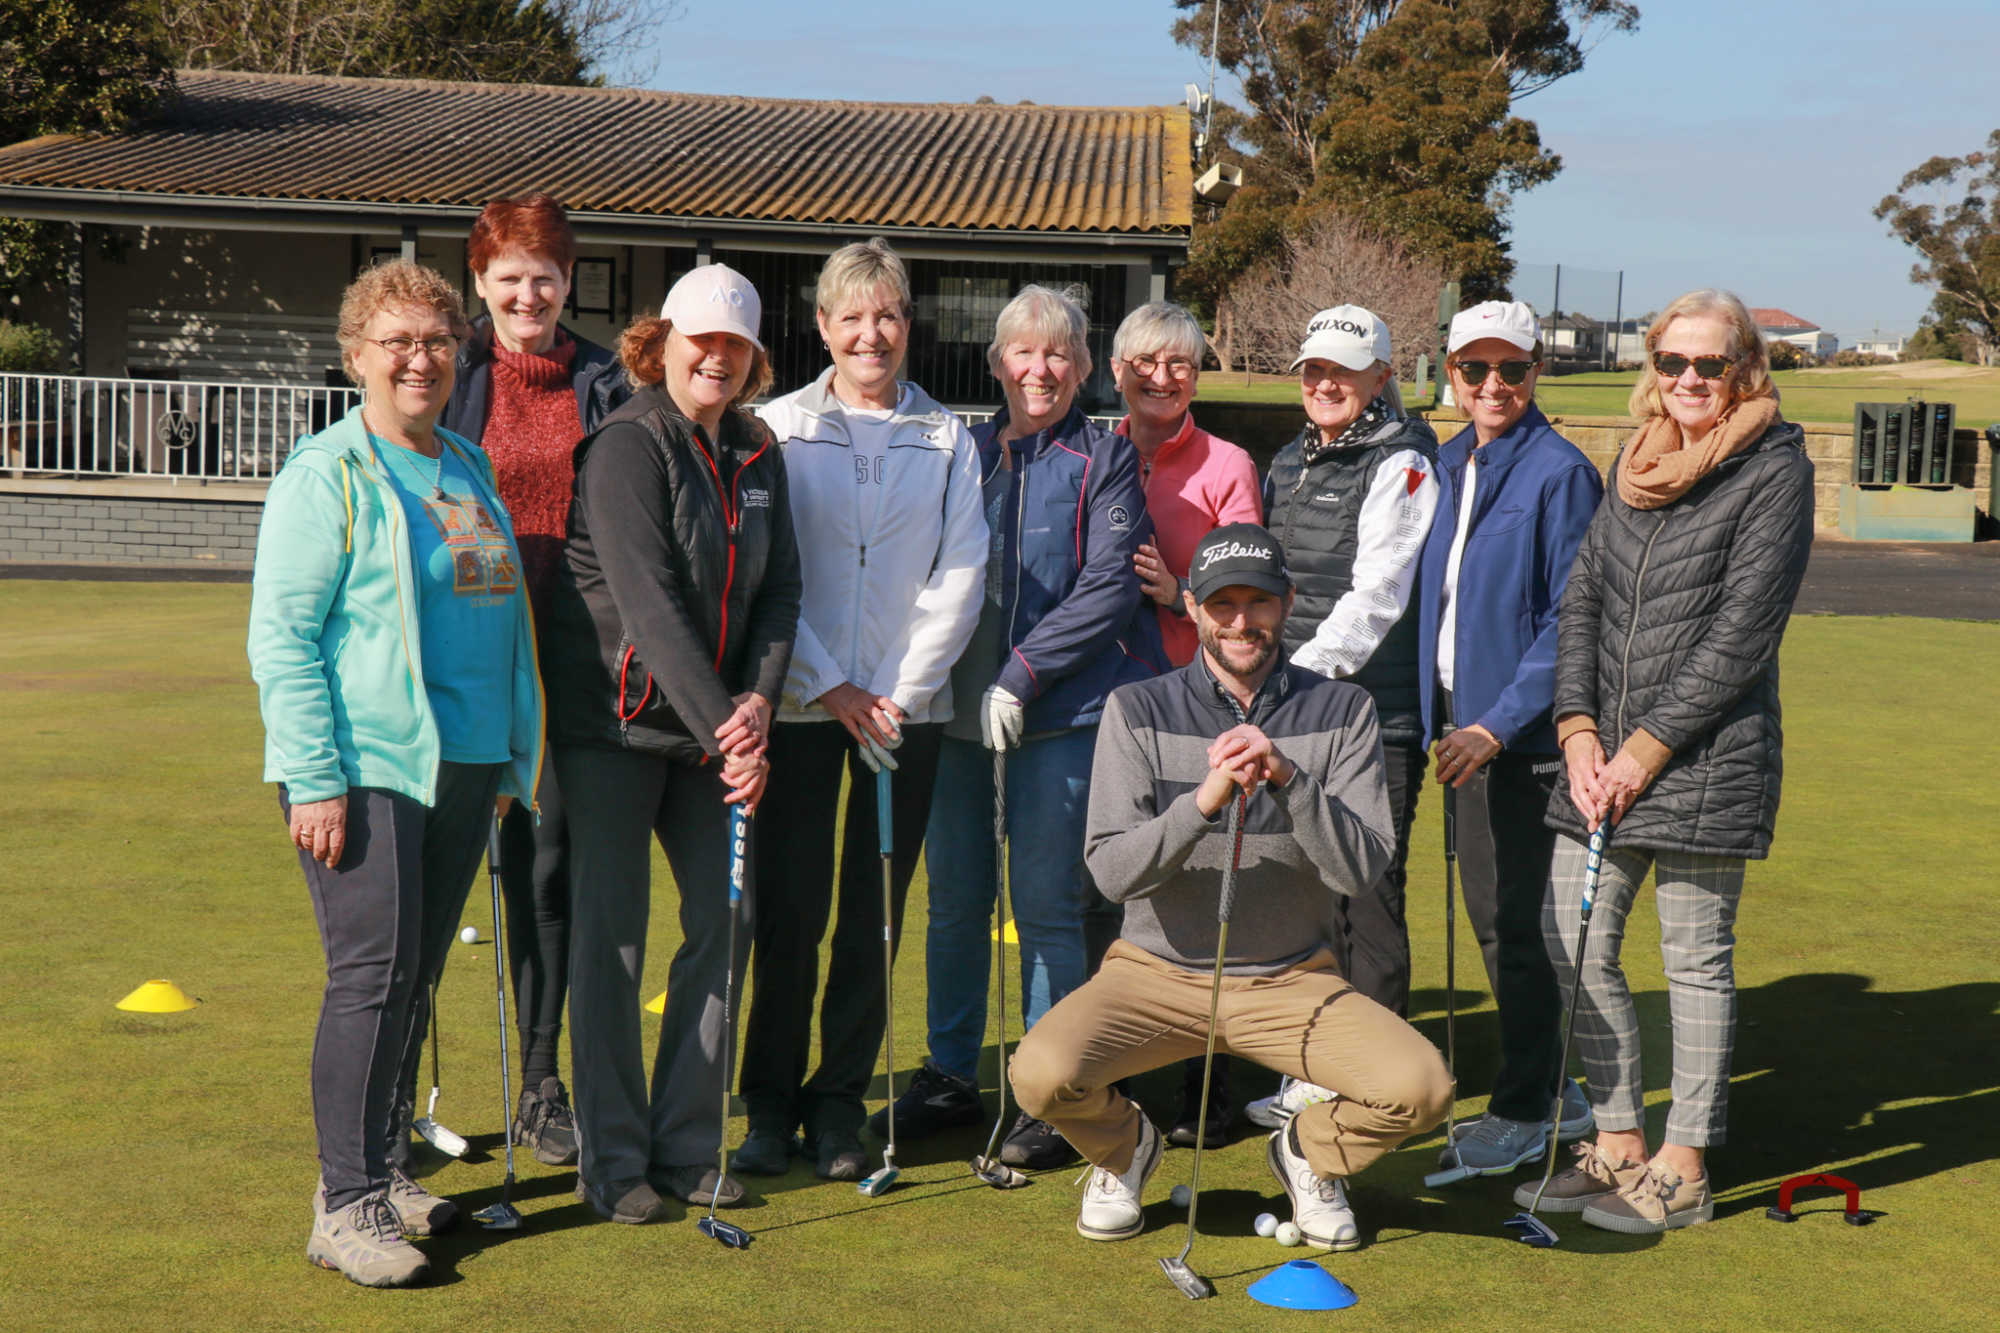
1244, 1077, 1337, 1130
1076, 1114, 1162, 1242
1266, 1126, 1359, 1251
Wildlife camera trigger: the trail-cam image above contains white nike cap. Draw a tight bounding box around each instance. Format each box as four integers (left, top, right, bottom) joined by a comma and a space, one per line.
1447, 300, 1540, 357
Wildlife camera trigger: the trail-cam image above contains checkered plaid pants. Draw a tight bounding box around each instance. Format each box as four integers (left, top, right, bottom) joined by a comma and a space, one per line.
1543, 837, 1746, 1147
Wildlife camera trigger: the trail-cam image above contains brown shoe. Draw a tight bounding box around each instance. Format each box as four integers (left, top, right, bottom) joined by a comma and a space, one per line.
1513, 1142, 1646, 1213
1581, 1162, 1714, 1233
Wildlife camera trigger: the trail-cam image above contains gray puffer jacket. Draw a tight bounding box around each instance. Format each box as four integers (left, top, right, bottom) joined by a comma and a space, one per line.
1545, 419, 1814, 858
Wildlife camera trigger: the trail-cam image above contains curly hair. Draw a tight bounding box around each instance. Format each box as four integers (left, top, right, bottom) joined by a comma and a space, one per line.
617, 315, 773, 408
1628, 288, 1778, 419
336, 261, 468, 383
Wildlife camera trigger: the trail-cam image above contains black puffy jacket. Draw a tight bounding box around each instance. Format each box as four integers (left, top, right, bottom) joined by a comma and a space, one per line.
540, 386, 802, 763
1545, 420, 1814, 858
1263, 413, 1439, 746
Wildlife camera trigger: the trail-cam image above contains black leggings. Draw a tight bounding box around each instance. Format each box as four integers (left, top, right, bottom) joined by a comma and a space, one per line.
499, 763, 569, 1088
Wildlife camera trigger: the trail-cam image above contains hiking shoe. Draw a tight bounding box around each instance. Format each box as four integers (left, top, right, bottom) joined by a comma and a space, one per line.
1267, 1123, 1359, 1251
1442, 1112, 1546, 1175
514, 1076, 579, 1166
1452, 1079, 1593, 1145
1076, 1114, 1162, 1241
654, 1163, 746, 1208
811, 1131, 868, 1181
1513, 1142, 1647, 1213
385, 1166, 458, 1235
865, 1061, 983, 1140
307, 1187, 430, 1287
576, 1175, 670, 1224
1245, 1077, 1336, 1130
1581, 1162, 1714, 1234
999, 1112, 1076, 1169
732, 1125, 797, 1177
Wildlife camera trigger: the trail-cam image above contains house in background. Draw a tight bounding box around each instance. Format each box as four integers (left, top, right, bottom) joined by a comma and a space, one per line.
1854, 335, 1907, 360
1751, 308, 1838, 361
0, 69, 1191, 415
1538, 312, 1606, 369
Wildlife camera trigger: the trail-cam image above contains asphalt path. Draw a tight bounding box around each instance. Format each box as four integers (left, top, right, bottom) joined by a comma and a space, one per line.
4, 538, 1997, 620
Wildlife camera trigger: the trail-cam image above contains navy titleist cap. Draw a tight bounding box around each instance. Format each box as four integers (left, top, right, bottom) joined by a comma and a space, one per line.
1188, 522, 1291, 603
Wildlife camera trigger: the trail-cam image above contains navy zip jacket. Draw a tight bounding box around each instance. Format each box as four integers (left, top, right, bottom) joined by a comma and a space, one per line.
1415, 404, 1603, 754
441, 315, 628, 443
975, 404, 1165, 735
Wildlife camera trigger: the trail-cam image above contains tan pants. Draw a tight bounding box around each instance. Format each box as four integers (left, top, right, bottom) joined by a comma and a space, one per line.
1009, 941, 1452, 1178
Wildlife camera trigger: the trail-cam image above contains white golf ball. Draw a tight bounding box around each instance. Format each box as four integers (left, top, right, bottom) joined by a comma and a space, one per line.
1253, 1212, 1279, 1237
460, 926, 479, 944
1274, 1222, 1302, 1247
1170, 1184, 1192, 1208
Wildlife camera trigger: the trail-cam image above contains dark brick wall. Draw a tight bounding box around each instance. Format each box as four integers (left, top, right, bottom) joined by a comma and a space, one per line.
0, 491, 263, 568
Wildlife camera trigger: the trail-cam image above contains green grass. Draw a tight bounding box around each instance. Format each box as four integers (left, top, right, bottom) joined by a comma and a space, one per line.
2, 585, 1996, 1330
1199, 361, 2000, 425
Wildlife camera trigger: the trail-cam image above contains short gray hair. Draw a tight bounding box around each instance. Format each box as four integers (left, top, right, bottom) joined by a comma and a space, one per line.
986, 284, 1093, 385
1113, 301, 1204, 365
815, 237, 913, 318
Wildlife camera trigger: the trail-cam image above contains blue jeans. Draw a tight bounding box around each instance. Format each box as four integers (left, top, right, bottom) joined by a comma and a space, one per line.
923, 729, 1098, 1082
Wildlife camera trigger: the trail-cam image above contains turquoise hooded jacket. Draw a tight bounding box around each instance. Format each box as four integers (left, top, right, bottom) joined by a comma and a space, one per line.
247, 405, 544, 807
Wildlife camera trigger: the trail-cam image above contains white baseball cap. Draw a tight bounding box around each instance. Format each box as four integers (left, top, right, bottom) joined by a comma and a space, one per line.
1289, 305, 1392, 373
661, 263, 764, 352
1447, 300, 1540, 357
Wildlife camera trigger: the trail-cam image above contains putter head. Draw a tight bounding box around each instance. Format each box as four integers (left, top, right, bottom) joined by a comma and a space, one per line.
697, 1216, 753, 1249
413, 1117, 470, 1159
1503, 1212, 1559, 1247
970, 1155, 1030, 1189
1424, 1161, 1480, 1188
472, 1201, 523, 1231
1159, 1256, 1216, 1300
856, 1159, 900, 1198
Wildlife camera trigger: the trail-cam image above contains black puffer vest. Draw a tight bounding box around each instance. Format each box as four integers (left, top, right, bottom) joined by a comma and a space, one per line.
1545, 421, 1815, 858
1265, 413, 1439, 745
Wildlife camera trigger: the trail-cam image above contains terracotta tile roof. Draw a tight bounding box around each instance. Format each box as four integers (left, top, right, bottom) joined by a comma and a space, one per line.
1749, 307, 1819, 332
0, 69, 1192, 238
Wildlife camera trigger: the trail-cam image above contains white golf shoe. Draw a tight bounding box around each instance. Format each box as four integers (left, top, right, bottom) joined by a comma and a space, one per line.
1244, 1076, 1337, 1130
1075, 1114, 1162, 1242
1266, 1124, 1360, 1251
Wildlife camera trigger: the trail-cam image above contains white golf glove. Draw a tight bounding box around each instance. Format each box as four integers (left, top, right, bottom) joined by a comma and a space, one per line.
979, 684, 1026, 752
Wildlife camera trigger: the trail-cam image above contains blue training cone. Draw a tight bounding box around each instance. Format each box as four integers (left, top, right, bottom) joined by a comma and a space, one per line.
1247, 1260, 1358, 1311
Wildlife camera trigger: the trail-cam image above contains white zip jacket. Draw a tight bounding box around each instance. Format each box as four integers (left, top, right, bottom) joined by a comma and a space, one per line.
758, 369, 988, 725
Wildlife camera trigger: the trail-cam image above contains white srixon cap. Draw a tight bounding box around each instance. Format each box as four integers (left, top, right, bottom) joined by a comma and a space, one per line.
661, 263, 764, 352
1447, 300, 1540, 356
1290, 305, 1392, 373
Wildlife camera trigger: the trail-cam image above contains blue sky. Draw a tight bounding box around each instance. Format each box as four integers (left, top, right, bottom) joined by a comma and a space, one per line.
639, 0, 1994, 345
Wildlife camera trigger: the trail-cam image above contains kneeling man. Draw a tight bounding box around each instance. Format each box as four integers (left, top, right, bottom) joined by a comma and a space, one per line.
1009, 524, 1451, 1250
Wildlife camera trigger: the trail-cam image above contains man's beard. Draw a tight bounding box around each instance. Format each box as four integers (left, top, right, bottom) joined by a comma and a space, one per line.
1199, 623, 1277, 681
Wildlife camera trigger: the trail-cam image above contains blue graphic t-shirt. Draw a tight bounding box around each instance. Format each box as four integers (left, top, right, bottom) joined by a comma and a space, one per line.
374, 434, 516, 764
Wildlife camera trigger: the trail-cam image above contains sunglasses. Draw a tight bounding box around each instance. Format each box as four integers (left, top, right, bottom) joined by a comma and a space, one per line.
1652, 351, 1734, 380
1451, 359, 1537, 387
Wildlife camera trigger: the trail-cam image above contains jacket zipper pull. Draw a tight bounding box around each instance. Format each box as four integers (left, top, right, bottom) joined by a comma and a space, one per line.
858, 543, 867, 567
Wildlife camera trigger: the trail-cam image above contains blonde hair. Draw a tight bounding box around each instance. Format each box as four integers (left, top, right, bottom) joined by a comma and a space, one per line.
987, 284, 1093, 386
336, 261, 468, 383
1629, 288, 1777, 419
1112, 301, 1204, 365
816, 237, 913, 318
616, 315, 773, 408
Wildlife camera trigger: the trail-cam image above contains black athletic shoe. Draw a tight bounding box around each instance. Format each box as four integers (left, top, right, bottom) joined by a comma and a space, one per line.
514, 1076, 579, 1166
732, 1124, 797, 1176
811, 1130, 868, 1181
864, 1061, 983, 1140
1167, 1065, 1232, 1149
998, 1112, 1076, 1169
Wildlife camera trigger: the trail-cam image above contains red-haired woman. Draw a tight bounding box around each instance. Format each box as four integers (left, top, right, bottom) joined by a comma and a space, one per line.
436, 194, 628, 1168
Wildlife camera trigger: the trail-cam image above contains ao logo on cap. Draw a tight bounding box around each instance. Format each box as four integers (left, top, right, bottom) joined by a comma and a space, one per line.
709, 285, 746, 307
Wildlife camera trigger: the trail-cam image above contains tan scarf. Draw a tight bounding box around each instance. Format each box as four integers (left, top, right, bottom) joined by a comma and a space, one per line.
1616, 395, 1780, 511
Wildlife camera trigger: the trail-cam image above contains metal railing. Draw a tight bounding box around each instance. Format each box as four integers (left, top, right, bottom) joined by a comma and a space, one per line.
1, 372, 359, 482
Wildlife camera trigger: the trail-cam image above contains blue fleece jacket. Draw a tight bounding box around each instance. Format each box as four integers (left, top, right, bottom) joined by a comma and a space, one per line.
1415, 405, 1602, 754
247, 406, 544, 806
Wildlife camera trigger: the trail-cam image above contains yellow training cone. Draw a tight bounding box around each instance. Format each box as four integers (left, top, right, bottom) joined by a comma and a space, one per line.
644, 990, 667, 1014
990, 919, 1019, 946
116, 979, 198, 1013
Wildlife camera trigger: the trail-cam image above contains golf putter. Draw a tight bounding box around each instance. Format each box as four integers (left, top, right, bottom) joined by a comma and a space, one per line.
473, 815, 523, 1230
412, 984, 470, 1159
1505, 821, 1606, 1249
1425, 782, 1477, 1187
698, 803, 754, 1249
1159, 789, 1246, 1301
971, 749, 1030, 1189
859, 766, 902, 1198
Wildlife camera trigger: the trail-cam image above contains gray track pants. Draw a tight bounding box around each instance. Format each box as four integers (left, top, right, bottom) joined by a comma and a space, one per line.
556, 745, 751, 1189
1544, 836, 1746, 1147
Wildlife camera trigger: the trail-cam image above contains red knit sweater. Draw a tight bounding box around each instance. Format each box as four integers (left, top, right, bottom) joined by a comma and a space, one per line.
484, 336, 584, 605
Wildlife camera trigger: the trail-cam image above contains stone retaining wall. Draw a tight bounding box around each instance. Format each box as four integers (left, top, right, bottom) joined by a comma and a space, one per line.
0, 480, 266, 569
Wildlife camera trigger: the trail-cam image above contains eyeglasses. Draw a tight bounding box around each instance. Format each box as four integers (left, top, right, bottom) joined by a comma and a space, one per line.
1450, 359, 1537, 387
1651, 351, 1733, 380
369, 335, 458, 362
1125, 354, 1197, 380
